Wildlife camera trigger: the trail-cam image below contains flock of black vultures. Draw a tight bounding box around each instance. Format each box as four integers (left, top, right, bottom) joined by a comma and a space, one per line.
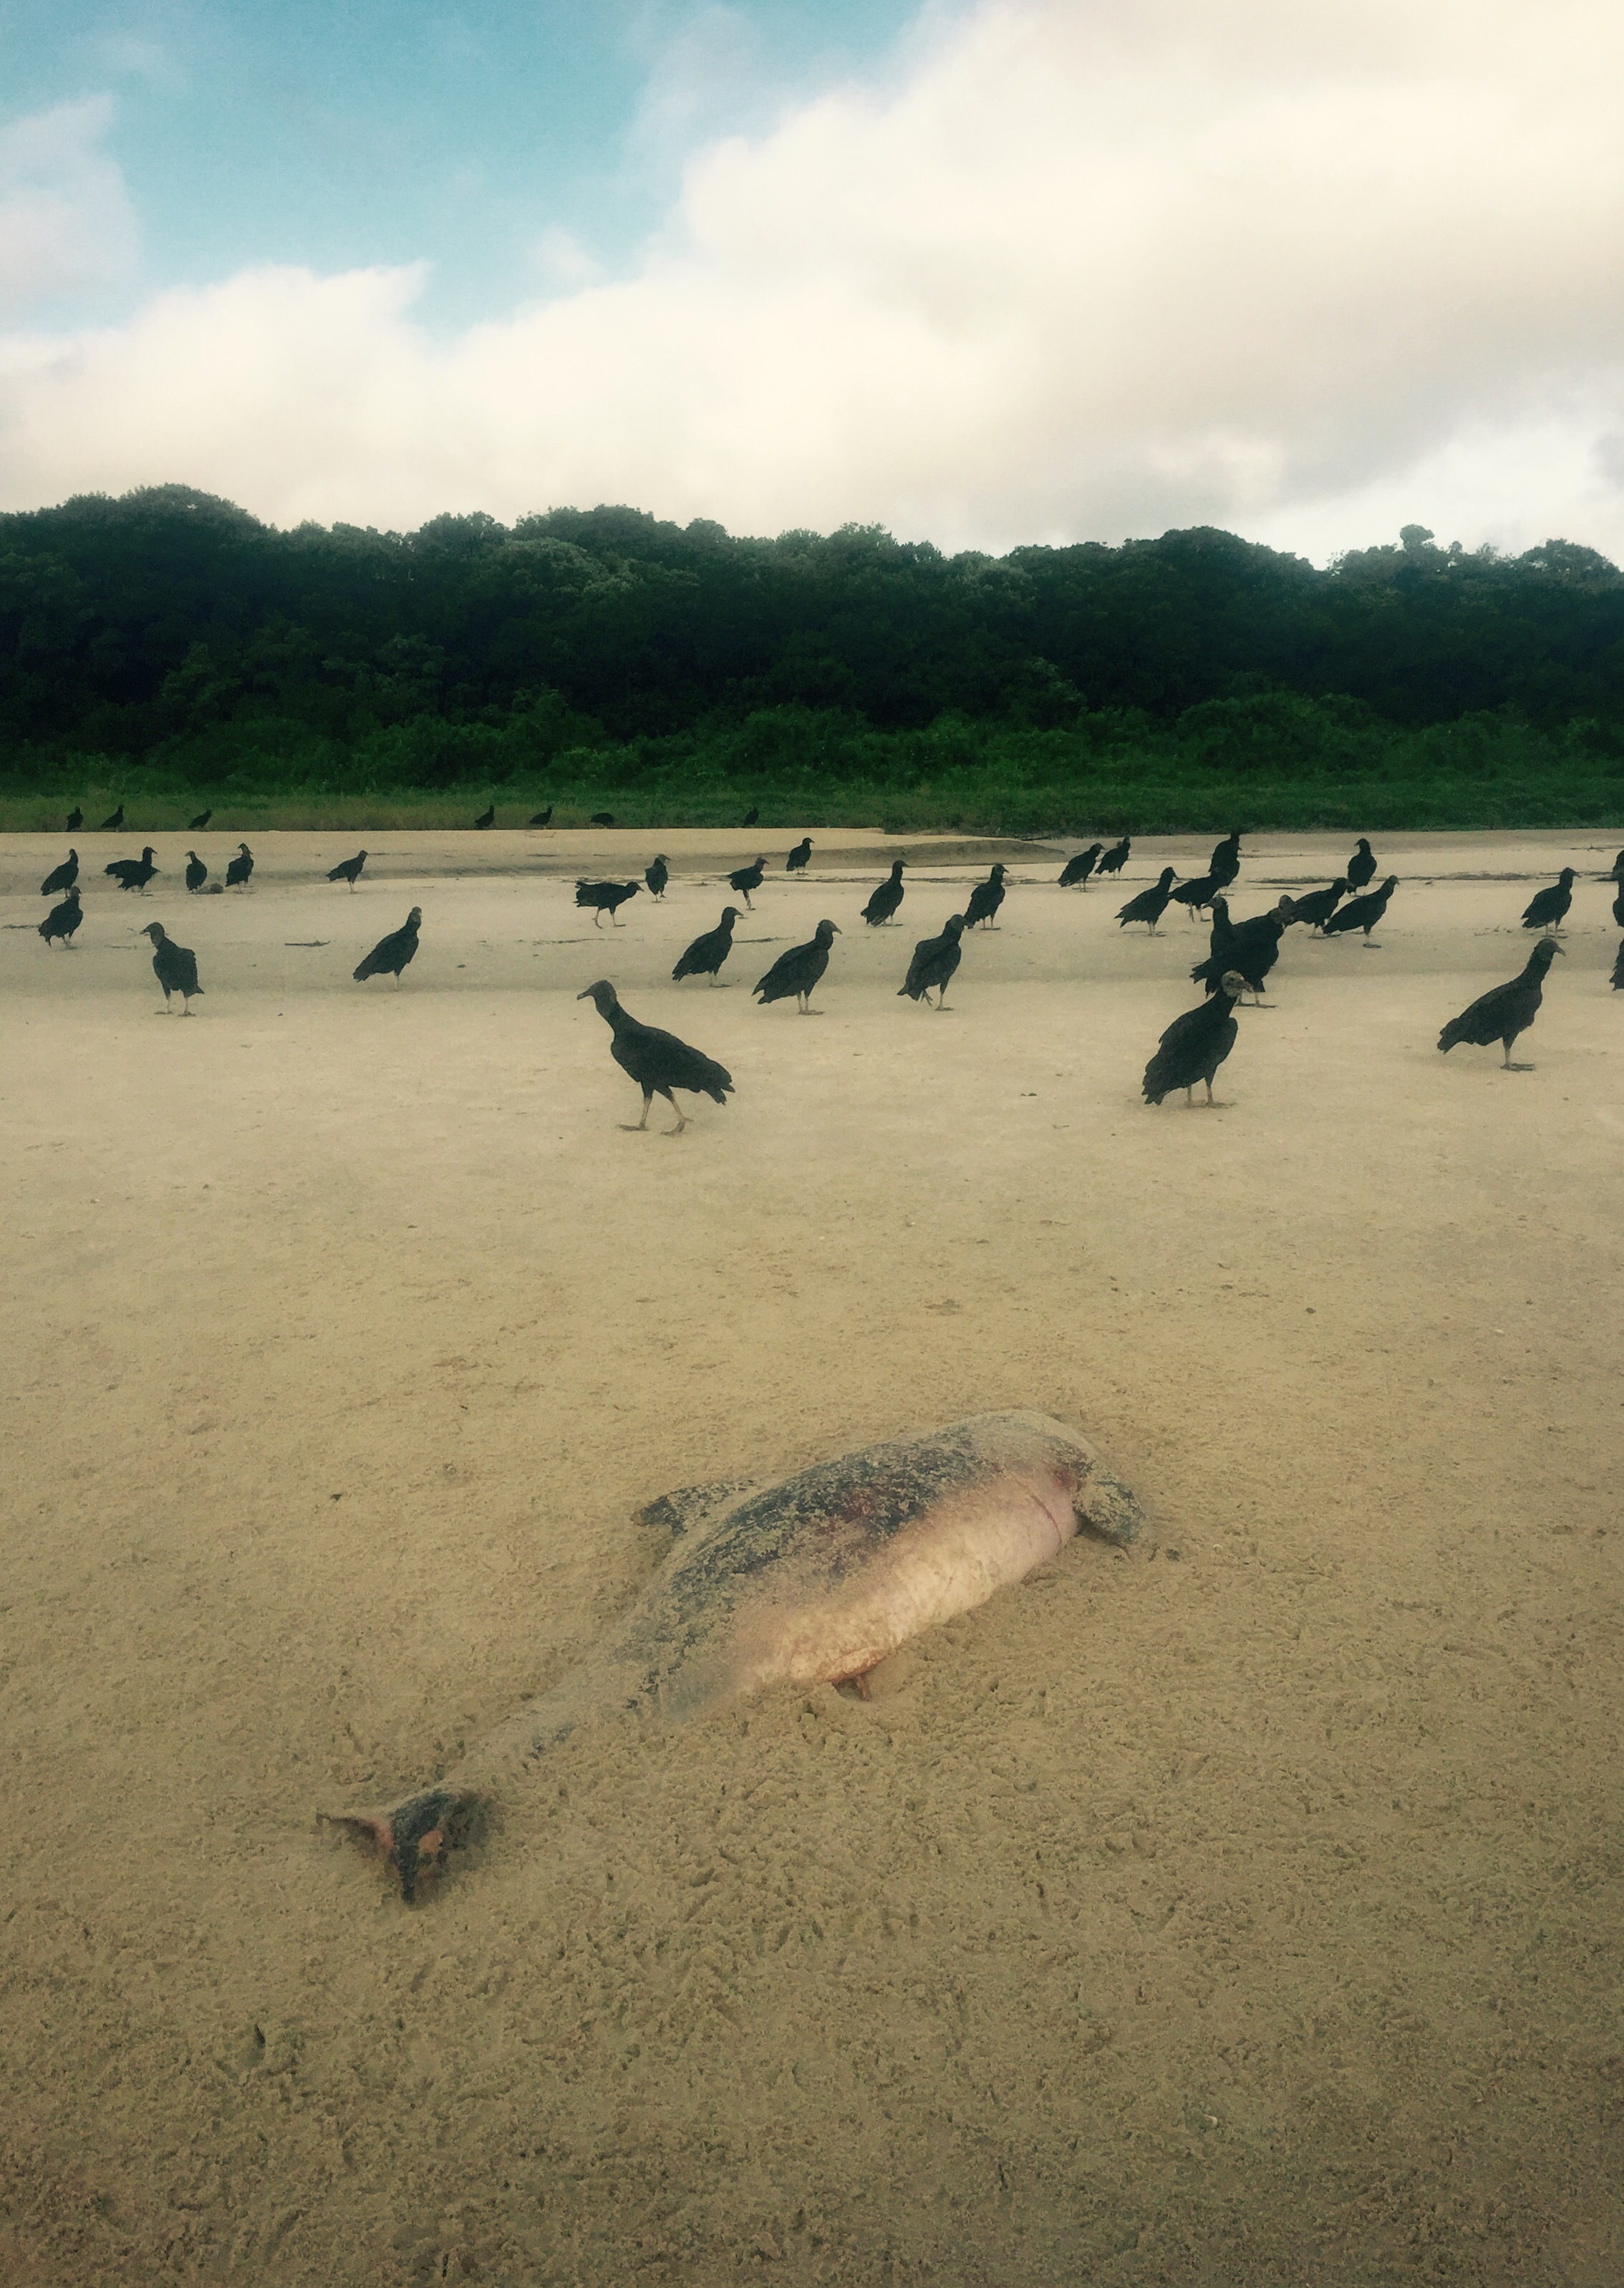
30, 816, 1624, 1129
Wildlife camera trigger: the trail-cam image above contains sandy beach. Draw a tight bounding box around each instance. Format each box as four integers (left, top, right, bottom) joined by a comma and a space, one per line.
4, 823, 1622, 2286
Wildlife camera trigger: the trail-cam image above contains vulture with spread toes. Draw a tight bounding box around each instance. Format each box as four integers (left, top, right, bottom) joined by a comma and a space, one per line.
965, 864, 1008, 930
727, 855, 767, 908
327, 850, 367, 889
899, 914, 968, 1008
1058, 843, 1102, 888
39, 850, 77, 897
105, 846, 159, 893
226, 843, 254, 889
861, 859, 907, 925
142, 923, 203, 1012
786, 837, 813, 874
575, 879, 642, 927
1323, 875, 1398, 946
1143, 973, 1246, 1106
185, 851, 208, 892
354, 907, 422, 985
644, 854, 670, 900
1345, 839, 1377, 893
755, 919, 840, 1012
1439, 940, 1563, 1068
577, 980, 733, 1134
1521, 869, 1576, 934
1096, 836, 1131, 878
1117, 867, 1178, 933
39, 888, 82, 946
672, 907, 742, 985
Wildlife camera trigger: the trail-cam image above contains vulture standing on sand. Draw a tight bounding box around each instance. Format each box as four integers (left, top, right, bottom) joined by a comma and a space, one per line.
142, 922, 203, 1012
1208, 829, 1242, 888
786, 837, 813, 874
1345, 839, 1377, 893
105, 846, 159, 893
644, 854, 670, 900
185, 851, 208, 892
327, 849, 367, 889
673, 907, 742, 984
899, 914, 968, 1008
1323, 875, 1398, 946
354, 907, 422, 985
576, 980, 734, 1134
98, 804, 125, 832
1168, 871, 1222, 919
473, 806, 496, 829
1439, 940, 1563, 1068
1290, 879, 1349, 932
755, 919, 840, 1012
39, 887, 82, 946
1521, 869, 1576, 934
188, 808, 212, 831
65, 807, 84, 831
728, 855, 767, 908
1096, 836, 1131, 878
1117, 867, 1178, 933
1611, 939, 1624, 990
1192, 902, 1292, 1000
226, 843, 254, 889
529, 806, 554, 827
1143, 973, 1247, 1106
1059, 844, 1102, 888
40, 850, 77, 897
1612, 881, 1624, 930
575, 879, 641, 927
965, 863, 1008, 930
861, 859, 907, 925
1608, 847, 1624, 882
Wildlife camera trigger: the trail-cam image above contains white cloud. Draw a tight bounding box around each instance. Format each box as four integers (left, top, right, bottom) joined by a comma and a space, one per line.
4, 1, 1624, 559
0, 97, 140, 319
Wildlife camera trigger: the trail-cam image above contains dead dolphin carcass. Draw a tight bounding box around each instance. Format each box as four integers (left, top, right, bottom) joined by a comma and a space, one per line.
325, 1411, 1146, 1901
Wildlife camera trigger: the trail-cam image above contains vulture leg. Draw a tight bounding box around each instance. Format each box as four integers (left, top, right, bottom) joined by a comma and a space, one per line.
619, 1090, 654, 1132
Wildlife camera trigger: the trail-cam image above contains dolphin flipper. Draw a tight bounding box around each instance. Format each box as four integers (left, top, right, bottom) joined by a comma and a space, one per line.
635, 1478, 763, 1536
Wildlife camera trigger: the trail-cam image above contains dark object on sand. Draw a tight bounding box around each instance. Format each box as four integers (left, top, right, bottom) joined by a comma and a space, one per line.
728, 855, 767, 908
1323, 875, 1398, 945
1096, 836, 1130, 878
1059, 844, 1101, 888
226, 844, 254, 889
965, 864, 1007, 930
576, 980, 733, 1134
327, 850, 367, 889
1168, 871, 1222, 919
786, 837, 813, 874
862, 859, 906, 926
1117, 867, 1177, 933
142, 922, 203, 1011
40, 850, 77, 897
185, 851, 208, 892
1208, 829, 1242, 888
105, 846, 158, 893
1521, 869, 1576, 934
1290, 879, 1349, 932
1344, 839, 1377, 893
1439, 939, 1562, 1068
1143, 973, 1245, 1105
755, 919, 840, 1012
899, 914, 967, 1008
576, 879, 641, 927
673, 907, 741, 984
644, 854, 670, 900
39, 888, 82, 946
354, 907, 422, 984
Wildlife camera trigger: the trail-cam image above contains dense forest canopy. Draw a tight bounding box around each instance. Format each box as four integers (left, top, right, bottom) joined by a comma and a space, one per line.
4, 486, 1623, 823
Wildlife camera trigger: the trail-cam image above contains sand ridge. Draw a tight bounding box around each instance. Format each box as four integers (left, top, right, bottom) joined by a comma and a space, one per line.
3, 826, 1623, 2284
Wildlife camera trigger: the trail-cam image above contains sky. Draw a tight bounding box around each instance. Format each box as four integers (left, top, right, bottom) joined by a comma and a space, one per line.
4, 0, 1624, 562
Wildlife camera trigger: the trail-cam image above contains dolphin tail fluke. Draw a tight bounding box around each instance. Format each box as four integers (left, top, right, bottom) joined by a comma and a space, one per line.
321, 1785, 477, 1903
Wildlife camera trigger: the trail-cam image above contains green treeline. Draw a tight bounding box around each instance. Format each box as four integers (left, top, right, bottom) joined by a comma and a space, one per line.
4, 486, 1624, 829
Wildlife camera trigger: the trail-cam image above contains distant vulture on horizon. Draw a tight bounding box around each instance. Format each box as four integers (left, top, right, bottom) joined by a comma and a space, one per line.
188, 808, 212, 831
473, 806, 496, 829
97, 803, 125, 832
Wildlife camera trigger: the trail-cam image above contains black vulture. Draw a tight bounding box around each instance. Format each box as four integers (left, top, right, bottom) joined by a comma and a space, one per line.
899, 914, 967, 1008
97, 803, 125, 831
576, 980, 733, 1133
576, 879, 642, 927
65, 807, 83, 831
743, 806, 760, 826
755, 919, 840, 1012
1323, 875, 1398, 946
1208, 829, 1242, 887
728, 855, 767, 907
786, 837, 813, 873
673, 906, 741, 984
1609, 847, 1624, 883
1058, 843, 1101, 888
965, 863, 1008, 930
1117, 867, 1177, 933
590, 811, 617, 827
1096, 836, 1131, 878
644, 854, 670, 899
39, 849, 77, 897
1344, 838, 1377, 892
1191, 902, 1292, 999
39, 888, 82, 947
474, 805, 496, 829
1521, 868, 1576, 934
528, 806, 554, 827
1143, 973, 1245, 1105
1204, 895, 1235, 962
142, 922, 203, 1012
188, 808, 212, 831
861, 859, 907, 925
1439, 939, 1562, 1068
1612, 938, 1624, 990
225, 843, 254, 889
327, 849, 367, 889
105, 846, 159, 892
1612, 881, 1624, 931
185, 851, 208, 893
1290, 879, 1349, 932
1168, 870, 1221, 919
354, 906, 422, 984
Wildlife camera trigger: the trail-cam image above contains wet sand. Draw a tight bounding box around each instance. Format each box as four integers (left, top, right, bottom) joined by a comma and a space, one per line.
4, 826, 1623, 2286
